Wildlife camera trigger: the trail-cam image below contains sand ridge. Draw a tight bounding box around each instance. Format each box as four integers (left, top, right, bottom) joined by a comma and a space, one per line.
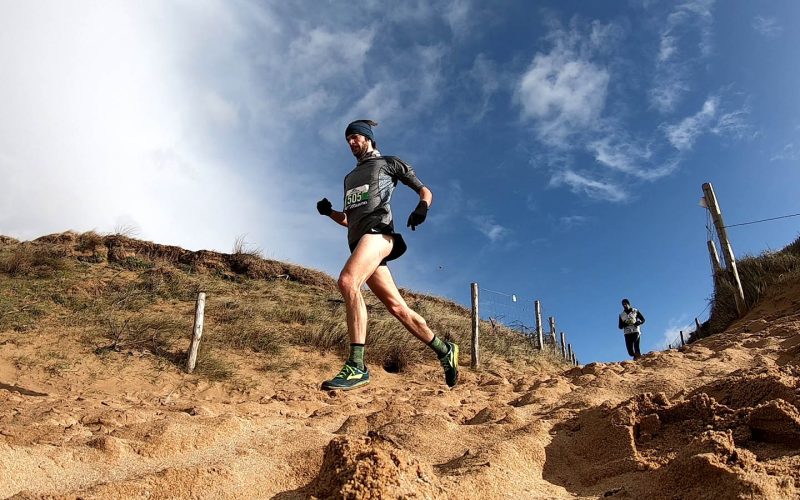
1, 296, 799, 497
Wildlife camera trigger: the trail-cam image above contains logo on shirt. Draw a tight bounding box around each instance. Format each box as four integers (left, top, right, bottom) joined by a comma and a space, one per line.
344, 184, 370, 210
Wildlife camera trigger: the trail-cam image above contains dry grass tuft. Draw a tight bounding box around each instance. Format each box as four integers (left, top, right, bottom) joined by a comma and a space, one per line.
704, 235, 800, 338
76, 231, 105, 253
192, 345, 235, 380
0, 244, 70, 277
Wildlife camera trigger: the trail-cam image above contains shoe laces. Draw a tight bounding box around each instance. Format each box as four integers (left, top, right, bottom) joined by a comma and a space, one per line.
335, 363, 360, 379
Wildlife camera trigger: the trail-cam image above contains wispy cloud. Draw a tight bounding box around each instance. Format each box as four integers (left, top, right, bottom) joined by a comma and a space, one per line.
752, 16, 783, 38
465, 53, 501, 122
469, 215, 511, 242
588, 135, 681, 181
550, 171, 627, 202
663, 95, 749, 151
558, 215, 589, 229
770, 143, 798, 162
443, 0, 473, 38
649, 0, 716, 113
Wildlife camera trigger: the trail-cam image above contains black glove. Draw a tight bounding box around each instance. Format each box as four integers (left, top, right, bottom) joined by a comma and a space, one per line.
316, 198, 333, 216
406, 200, 428, 231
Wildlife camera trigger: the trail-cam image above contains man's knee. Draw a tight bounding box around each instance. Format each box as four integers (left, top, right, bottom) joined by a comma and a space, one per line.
338, 273, 359, 296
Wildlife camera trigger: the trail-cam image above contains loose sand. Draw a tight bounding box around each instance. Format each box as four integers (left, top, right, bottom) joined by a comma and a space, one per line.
2, 285, 799, 499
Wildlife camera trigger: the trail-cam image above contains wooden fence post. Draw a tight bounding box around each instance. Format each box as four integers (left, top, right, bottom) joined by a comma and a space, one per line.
680, 331, 685, 347
186, 292, 207, 374
470, 282, 480, 369
560, 332, 567, 359
548, 317, 557, 353
534, 300, 544, 351
567, 343, 573, 364
702, 182, 745, 316
707, 240, 722, 275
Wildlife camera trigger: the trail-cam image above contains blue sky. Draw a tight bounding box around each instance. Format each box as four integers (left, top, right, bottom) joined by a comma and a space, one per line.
1, 1, 798, 362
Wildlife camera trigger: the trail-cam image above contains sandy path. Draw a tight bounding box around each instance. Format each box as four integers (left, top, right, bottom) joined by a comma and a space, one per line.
2, 304, 799, 498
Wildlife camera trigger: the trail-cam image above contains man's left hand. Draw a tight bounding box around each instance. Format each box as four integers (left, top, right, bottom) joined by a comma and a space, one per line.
407, 201, 428, 231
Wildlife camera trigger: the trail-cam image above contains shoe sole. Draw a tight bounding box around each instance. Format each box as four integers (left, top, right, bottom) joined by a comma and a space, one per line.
321, 379, 370, 391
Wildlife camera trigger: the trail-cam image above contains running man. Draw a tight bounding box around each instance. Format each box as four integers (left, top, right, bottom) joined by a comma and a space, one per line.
618, 298, 645, 360
315, 119, 458, 391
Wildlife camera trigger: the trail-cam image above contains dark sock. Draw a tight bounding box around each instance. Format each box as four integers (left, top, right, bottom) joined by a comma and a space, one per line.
348, 343, 365, 371
428, 335, 449, 358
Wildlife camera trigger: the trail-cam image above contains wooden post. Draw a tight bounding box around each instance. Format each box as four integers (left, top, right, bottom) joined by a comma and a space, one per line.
567, 343, 573, 363
695, 318, 702, 339
186, 292, 207, 374
680, 330, 685, 347
470, 283, 480, 369
707, 240, 722, 275
548, 316, 557, 353
534, 300, 544, 351
560, 332, 567, 359
702, 182, 745, 316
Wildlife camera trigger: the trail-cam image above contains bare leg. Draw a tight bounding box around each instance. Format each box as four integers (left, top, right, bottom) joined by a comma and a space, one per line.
366, 265, 434, 344
338, 234, 393, 344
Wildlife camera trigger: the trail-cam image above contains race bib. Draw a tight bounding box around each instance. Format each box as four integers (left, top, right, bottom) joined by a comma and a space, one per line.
344, 184, 370, 210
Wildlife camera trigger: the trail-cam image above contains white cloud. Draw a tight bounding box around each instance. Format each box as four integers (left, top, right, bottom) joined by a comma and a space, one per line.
0, 1, 464, 277
664, 96, 719, 150
752, 16, 782, 38
658, 317, 695, 349
550, 171, 627, 202
469, 215, 510, 243
0, 1, 268, 250
588, 135, 681, 181
287, 27, 375, 86
663, 95, 749, 151
517, 42, 610, 146
650, 0, 716, 113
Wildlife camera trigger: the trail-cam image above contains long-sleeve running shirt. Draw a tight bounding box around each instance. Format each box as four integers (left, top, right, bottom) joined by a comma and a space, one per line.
342, 154, 424, 247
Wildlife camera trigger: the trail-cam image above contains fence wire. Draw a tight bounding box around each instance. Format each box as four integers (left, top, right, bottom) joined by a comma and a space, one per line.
478, 287, 562, 353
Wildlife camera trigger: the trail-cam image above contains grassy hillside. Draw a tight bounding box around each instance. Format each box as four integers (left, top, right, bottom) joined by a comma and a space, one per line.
702, 235, 800, 339
0, 232, 564, 383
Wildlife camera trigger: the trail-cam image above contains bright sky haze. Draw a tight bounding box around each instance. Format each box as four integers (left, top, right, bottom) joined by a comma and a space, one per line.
1, 0, 798, 363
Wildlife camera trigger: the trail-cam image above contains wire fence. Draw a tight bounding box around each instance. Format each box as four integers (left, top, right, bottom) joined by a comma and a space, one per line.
664, 300, 712, 350
660, 206, 720, 351
477, 286, 572, 361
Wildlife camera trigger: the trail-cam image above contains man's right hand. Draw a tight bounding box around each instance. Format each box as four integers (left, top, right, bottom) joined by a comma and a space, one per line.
316, 198, 333, 216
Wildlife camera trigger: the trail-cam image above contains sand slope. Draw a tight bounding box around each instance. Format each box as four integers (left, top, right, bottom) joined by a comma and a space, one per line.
1, 287, 799, 498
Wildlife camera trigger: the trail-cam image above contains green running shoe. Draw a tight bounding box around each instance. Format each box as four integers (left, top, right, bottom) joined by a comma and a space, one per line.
321, 361, 370, 391
438, 341, 459, 388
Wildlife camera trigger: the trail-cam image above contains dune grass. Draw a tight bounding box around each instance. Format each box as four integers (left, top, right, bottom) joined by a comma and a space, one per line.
701, 235, 800, 339
0, 232, 567, 381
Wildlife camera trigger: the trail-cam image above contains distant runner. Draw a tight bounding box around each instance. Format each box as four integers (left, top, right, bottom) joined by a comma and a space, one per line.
618, 298, 645, 360
315, 119, 458, 391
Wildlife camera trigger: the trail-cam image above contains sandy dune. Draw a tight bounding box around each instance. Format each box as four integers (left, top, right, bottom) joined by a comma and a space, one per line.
1, 283, 799, 498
